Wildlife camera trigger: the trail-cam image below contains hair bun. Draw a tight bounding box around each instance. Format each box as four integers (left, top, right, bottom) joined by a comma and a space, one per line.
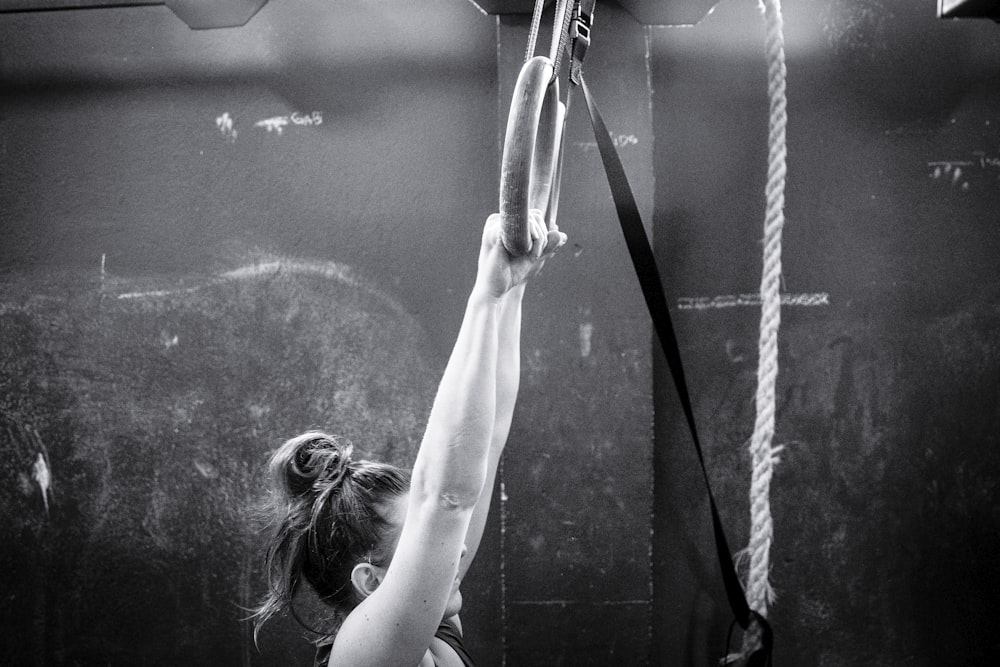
280, 432, 353, 498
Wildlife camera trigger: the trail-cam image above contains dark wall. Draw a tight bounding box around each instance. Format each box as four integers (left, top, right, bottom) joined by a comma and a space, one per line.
0, 1, 655, 666
3, 0, 998, 666
0, 1, 500, 664
651, 1, 1000, 665
496, 6, 655, 665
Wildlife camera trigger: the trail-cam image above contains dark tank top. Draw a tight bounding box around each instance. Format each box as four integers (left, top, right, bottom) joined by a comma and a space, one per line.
433, 618, 475, 667
313, 619, 474, 667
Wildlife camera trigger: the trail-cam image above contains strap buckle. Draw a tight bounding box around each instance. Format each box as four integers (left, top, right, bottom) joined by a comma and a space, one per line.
569, 0, 595, 85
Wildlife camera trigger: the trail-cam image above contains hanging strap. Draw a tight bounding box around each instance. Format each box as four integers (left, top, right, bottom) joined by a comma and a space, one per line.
577, 72, 774, 666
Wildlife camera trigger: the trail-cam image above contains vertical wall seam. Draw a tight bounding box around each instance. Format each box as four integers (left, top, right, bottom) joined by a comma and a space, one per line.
643, 24, 656, 667
494, 17, 508, 667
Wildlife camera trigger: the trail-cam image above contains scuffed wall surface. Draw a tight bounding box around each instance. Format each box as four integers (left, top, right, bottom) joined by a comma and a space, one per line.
9, 0, 994, 664
0, 0, 503, 664
0, 1, 656, 665
651, 0, 1000, 664
0, 264, 436, 665
497, 4, 655, 665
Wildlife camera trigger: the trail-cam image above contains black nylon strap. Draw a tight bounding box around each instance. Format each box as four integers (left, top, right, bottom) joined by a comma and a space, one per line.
578, 74, 773, 664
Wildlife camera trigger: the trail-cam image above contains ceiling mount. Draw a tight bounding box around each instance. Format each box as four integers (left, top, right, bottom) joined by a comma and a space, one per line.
466, 0, 719, 26
0, 0, 269, 28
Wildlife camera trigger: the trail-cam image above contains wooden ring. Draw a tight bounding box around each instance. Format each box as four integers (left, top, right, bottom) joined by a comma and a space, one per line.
499, 56, 563, 256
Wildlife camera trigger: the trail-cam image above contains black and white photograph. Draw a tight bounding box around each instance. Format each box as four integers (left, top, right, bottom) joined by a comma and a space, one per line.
1, 1, 998, 665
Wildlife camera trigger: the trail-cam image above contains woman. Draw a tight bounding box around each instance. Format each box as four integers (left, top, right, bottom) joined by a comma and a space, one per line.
252, 211, 566, 667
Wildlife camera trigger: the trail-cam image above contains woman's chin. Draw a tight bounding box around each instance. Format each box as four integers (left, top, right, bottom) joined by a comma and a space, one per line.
444, 588, 463, 618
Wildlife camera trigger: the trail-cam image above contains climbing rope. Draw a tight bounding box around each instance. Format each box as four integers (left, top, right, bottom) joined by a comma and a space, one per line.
724, 3, 787, 662
746, 0, 787, 625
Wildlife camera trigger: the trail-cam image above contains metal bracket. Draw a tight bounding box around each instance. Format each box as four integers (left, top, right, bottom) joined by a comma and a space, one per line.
0, 0, 269, 29
569, 0, 596, 85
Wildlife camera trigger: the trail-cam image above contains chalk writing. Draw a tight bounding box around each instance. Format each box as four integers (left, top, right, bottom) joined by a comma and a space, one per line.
221, 259, 354, 285
972, 151, 1000, 169
254, 111, 323, 136
678, 292, 830, 310
928, 152, 1000, 190
579, 321, 593, 358
290, 111, 323, 127
215, 112, 237, 141
116, 260, 357, 301
574, 133, 640, 151
32, 452, 50, 516
928, 160, 972, 190
117, 287, 202, 300
254, 116, 288, 135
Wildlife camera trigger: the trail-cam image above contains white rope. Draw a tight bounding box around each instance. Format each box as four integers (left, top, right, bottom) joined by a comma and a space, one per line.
724, 5, 787, 663
747, 0, 787, 620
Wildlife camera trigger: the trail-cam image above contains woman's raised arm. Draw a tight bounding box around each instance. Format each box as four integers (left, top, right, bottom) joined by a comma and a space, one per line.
328, 212, 564, 667
461, 216, 565, 580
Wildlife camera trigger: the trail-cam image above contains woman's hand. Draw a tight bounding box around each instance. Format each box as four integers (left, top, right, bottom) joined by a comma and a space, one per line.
475, 210, 567, 299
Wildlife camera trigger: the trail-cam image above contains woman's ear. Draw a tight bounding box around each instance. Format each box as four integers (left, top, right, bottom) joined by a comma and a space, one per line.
350, 562, 382, 598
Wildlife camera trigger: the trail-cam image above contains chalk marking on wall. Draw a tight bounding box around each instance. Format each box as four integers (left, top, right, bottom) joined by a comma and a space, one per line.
221, 259, 356, 286
929, 160, 972, 190
289, 111, 323, 127
116, 260, 358, 303
973, 151, 1000, 169
216, 112, 238, 141
498, 474, 509, 667
579, 321, 593, 358
117, 261, 357, 301
253, 111, 323, 136
32, 452, 51, 516
928, 153, 1000, 190
677, 292, 829, 310
574, 133, 639, 151
160, 331, 179, 349
194, 460, 219, 480
254, 116, 289, 135
117, 287, 203, 300
110, 256, 423, 326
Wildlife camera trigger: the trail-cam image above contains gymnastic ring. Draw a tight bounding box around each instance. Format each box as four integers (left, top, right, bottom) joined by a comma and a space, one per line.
499, 56, 563, 256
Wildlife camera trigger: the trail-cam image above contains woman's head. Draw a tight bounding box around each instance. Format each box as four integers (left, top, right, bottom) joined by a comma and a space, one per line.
252, 431, 410, 638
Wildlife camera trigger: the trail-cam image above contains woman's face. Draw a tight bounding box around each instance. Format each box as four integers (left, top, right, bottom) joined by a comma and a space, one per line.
377, 492, 465, 619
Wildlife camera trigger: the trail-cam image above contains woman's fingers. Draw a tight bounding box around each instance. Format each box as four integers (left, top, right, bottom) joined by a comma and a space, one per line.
528, 209, 546, 259
545, 230, 567, 255
477, 211, 567, 296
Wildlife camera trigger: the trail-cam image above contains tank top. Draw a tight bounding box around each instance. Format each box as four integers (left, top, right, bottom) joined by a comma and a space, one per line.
313, 619, 474, 667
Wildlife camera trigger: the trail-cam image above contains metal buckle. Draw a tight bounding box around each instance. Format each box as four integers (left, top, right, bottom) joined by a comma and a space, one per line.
569, 1, 594, 85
